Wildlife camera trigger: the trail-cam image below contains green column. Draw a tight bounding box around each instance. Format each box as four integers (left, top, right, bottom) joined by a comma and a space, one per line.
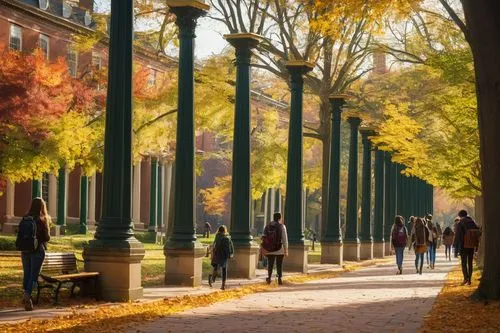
87, 0, 139, 243
166, 5, 207, 249
79, 175, 88, 234
32, 179, 42, 199
57, 168, 67, 226
149, 158, 158, 232
409, 176, 416, 217
345, 117, 361, 243
390, 161, 398, 224
83, 0, 144, 301
284, 61, 313, 245
384, 154, 393, 241
359, 128, 374, 243
157, 162, 163, 230
373, 148, 385, 243
430, 184, 434, 215
395, 164, 403, 216
323, 95, 346, 243
225, 34, 261, 247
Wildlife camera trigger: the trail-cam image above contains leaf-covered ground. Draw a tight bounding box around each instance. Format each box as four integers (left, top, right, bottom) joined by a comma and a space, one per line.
421, 267, 500, 333
0, 259, 390, 333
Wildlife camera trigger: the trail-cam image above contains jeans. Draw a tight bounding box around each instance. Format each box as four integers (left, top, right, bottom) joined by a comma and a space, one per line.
395, 247, 405, 270
445, 245, 452, 259
461, 248, 474, 282
428, 243, 436, 266
415, 253, 424, 272
267, 255, 284, 278
21, 249, 45, 296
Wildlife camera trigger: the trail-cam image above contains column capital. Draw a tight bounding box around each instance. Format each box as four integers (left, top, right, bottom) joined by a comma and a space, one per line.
360, 127, 376, 139
329, 93, 349, 111
347, 116, 362, 127
224, 33, 263, 50
168, 1, 209, 37
286, 60, 314, 76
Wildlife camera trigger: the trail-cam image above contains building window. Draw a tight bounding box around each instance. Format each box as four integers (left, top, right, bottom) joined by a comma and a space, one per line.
92, 52, 102, 70
67, 47, 78, 77
9, 24, 22, 51
148, 69, 157, 87
39, 34, 50, 60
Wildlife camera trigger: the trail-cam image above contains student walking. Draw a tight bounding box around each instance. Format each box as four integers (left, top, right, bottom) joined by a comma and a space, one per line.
261, 212, 288, 285
442, 226, 455, 261
391, 215, 408, 274
455, 210, 481, 285
426, 215, 438, 269
15, 197, 51, 311
410, 217, 429, 275
208, 225, 234, 290
452, 217, 461, 258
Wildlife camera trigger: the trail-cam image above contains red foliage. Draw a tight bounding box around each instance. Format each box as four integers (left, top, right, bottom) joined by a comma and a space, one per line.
0, 47, 73, 131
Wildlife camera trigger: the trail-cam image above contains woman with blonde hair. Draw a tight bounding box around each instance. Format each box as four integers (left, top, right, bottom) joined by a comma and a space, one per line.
16, 197, 51, 311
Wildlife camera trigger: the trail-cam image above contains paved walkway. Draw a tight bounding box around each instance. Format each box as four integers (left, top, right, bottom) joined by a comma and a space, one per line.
127, 251, 456, 333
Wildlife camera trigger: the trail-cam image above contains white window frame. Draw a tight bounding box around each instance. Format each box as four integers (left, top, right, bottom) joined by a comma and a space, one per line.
39, 34, 50, 60
67, 46, 78, 78
9, 24, 22, 51
92, 52, 102, 70
148, 69, 158, 87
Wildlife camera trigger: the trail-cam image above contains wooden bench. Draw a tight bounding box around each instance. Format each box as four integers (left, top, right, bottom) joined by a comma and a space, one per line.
36, 252, 99, 304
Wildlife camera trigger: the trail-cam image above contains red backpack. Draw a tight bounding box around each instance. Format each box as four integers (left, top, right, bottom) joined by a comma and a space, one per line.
262, 222, 282, 252
392, 225, 408, 247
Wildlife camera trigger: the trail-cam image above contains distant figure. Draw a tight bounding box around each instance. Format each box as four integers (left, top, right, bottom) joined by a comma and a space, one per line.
311, 231, 317, 252
455, 210, 480, 285
208, 225, 234, 290
442, 226, 455, 261
261, 212, 288, 285
203, 221, 212, 238
391, 215, 408, 275
426, 214, 438, 269
407, 216, 415, 239
410, 217, 430, 275
15, 197, 51, 311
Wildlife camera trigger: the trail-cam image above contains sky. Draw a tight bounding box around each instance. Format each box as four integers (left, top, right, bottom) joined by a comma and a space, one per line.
94, 1, 228, 59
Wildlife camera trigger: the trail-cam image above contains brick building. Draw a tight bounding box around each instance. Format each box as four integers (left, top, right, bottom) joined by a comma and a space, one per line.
0, 0, 289, 234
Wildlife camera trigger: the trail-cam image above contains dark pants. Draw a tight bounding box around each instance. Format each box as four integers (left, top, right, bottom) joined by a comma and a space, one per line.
461, 248, 474, 282
211, 264, 227, 282
267, 255, 284, 278
445, 245, 452, 259
415, 253, 424, 271
21, 249, 45, 296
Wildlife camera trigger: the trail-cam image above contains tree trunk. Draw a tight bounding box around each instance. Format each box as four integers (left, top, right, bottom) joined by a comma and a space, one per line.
319, 100, 331, 239
475, 195, 484, 268
462, 0, 500, 300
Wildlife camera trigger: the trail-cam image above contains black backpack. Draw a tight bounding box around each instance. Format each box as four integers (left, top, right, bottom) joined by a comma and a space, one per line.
262, 222, 282, 252
15, 216, 38, 252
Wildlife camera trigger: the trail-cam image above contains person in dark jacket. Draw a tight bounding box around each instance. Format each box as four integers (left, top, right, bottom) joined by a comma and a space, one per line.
426, 215, 438, 269
19, 197, 51, 311
452, 217, 461, 257
208, 225, 234, 290
391, 215, 408, 275
409, 217, 430, 275
442, 226, 455, 261
455, 210, 480, 285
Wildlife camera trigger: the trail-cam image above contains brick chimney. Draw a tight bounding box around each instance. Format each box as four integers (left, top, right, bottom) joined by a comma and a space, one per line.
79, 0, 93, 12
373, 51, 387, 74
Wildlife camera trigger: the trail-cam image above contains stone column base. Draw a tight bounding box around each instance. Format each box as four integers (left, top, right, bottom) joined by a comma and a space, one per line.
373, 241, 385, 258
164, 246, 205, 287
320, 242, 343, 266
227, 244, 259, 279
360, 241, 374, 260
343, 241, 361, 261
285, 243, 309, 273
385, 241, 393, 256
83, 241, 145, 302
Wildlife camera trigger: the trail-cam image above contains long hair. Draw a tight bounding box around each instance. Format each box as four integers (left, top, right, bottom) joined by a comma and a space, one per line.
28, 197, 50, 229
217, 225, 228, 235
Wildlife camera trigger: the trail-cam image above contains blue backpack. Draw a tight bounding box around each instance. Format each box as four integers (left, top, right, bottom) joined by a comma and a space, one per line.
15, 216, 38, 252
